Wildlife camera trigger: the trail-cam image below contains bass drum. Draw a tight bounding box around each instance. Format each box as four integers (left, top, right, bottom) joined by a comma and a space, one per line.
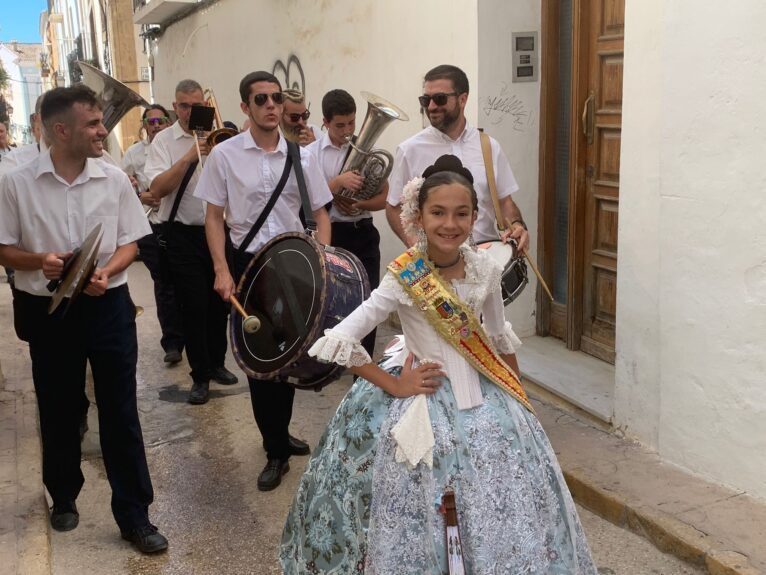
230, 232, 369, 390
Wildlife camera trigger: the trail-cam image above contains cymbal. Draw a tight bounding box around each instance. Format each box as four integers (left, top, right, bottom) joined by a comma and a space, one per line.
48, 223, 104, 315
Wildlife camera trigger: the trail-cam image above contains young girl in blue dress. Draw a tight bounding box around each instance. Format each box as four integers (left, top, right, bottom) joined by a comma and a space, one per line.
280, 155, 596, 574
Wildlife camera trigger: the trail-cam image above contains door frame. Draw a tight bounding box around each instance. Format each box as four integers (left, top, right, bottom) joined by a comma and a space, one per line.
537, 0, 591, 351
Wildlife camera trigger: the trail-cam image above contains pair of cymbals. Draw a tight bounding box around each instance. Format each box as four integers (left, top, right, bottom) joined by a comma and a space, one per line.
47, 223, 104, 315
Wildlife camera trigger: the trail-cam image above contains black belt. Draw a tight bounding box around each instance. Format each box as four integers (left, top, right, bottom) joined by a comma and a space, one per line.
332, 218, 374, 229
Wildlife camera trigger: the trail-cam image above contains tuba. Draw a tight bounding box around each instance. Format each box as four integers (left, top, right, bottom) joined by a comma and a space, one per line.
76, 61, 150, 133
338, 91, 409, 202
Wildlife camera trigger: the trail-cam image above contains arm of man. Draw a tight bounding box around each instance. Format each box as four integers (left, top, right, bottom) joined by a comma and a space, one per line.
499, 195, 529, 253
205, 203, 235, 302
84, 243, 137, 297
313, 207, 331, 245
148, 139, 205, 200
0, 245, 70, 277
386, 203, 412, 246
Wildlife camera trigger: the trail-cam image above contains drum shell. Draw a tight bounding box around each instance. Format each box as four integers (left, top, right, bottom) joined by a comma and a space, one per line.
230, 232, 370, 390
476, 240, 529, 305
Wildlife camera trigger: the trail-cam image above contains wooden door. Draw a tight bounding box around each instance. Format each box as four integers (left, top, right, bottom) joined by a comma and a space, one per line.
537, 0, 624, 364
578, 0, 623, 363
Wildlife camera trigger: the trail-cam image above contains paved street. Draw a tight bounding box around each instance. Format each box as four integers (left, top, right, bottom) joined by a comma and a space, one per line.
6, 263, 703, 574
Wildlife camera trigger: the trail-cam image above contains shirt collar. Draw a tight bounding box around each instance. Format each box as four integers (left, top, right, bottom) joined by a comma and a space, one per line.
320, 130, 348, 151
35, 148, 107, 183
428, 122, 474, 144
172, 121, 192, 140
242, 129, 288, 155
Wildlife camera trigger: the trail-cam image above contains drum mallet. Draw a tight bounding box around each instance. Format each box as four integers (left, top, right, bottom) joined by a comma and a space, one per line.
505, 219, 554, 302
230, 295, 261, 333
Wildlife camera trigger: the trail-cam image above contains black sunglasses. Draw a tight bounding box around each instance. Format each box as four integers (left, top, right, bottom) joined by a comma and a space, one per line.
285, 110, 310, 122
418, 92, 459, 108
252, 92, 285, 106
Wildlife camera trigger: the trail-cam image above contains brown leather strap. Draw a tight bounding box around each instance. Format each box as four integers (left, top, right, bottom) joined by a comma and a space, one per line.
479, 129, 506, 232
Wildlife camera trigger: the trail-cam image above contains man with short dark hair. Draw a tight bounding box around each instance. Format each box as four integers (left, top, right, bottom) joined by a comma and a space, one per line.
145, 79, 238, 405
306, 88, 387, 356
0, 85, 167, 553
386, 64, 529, 251
197, 70, 332, 491
280, 89, 318, 146
122, 105, 184, 365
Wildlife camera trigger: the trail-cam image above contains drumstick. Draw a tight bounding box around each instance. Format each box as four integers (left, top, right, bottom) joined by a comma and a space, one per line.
194, 135, 203, 166
505, 219, 554, 302
230, 295, 261, 333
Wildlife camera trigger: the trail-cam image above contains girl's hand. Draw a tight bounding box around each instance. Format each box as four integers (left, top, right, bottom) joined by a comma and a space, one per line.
391, 353, 446, 398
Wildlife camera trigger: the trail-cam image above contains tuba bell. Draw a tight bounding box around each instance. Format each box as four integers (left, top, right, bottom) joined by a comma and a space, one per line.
338, 91, 409, 202
76, 61, 150, 133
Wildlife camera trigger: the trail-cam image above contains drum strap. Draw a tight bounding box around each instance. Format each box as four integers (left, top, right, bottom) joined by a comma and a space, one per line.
478, 129, 507, 232
167, 161, 199, 226
287, 141, 317, 233
236, 152, 294, 258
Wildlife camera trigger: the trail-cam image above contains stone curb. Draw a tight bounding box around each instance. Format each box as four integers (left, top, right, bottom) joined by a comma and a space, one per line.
562, 455, 761, 575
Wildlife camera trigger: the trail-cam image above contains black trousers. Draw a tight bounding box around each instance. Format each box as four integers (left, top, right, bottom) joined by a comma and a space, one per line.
16, 286, 154, 531
331, 219, 381, 356
137, 223, 184, 353
233, 249, 295, 461
165, 223, 229, 383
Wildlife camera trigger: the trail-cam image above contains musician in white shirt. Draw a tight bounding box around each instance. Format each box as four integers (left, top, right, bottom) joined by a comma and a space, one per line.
197, 71, 332, 492
122, 104, 184, 365
386, 64, 529, 251
0, 85, 167, 553
145, 79, 238, 405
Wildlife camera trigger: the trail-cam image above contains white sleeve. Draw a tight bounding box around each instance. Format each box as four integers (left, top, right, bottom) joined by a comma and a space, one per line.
0, 175, 20, 246
386, 145, 409, 206
115, 172, 152, 246
481, 276, 522, 354
492, 137, 520, 198
308, 271, 402, 367
194, 146, 227, 207
301, 150, 333, 211
144, 137, 172, 186
121, 146, 136, 175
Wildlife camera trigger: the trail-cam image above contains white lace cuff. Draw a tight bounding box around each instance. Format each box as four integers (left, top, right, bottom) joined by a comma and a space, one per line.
489, 321, 523, 354
308, 330, 372, 367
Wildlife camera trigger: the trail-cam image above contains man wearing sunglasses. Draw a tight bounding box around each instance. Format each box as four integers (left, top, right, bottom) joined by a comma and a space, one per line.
280, 89, 319, 147
145, 79, 239, 406
196, 71, 332, 492
122, 105, 185, 367
386, 64, 529, 253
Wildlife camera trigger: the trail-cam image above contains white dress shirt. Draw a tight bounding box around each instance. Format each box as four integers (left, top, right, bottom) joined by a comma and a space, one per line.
0, 149, 151, 296
0, 143, 40, 175
195, 130, 333, 254
306, 131, 371, 223
121, 140, 160, 224
387, 124, 520, 243
144, 121, 206, 226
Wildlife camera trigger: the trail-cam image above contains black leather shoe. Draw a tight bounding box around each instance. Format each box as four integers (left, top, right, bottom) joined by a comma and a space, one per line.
121, 524, 168, 554
209, 366, 238, 385
288, 434, 311, 456
50, 501, 79, 532
163, 349, 182, 365
257, 459, 289, 491
188, 381, 209, 405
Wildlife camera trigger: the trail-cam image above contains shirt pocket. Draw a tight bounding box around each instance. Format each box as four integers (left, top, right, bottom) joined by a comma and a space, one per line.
85, 215, 118, 260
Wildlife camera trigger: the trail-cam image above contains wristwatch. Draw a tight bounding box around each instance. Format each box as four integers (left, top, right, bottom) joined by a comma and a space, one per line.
510, 219, 528, 231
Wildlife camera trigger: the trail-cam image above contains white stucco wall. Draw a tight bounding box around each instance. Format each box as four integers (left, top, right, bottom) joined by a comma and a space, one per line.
150, 0, 480, 270
617, 0, 766, 500
477, 0, 540, 337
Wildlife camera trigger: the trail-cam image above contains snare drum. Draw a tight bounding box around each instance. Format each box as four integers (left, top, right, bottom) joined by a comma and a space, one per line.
476, 239, 529, 305
230, 232, 369, 390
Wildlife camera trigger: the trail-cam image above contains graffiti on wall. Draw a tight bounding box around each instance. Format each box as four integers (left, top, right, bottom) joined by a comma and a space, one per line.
272, 54, 306, 94
482, 82, 532, 131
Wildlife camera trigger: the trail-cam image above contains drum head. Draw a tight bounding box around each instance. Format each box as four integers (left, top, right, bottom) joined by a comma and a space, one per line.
232, 234, 326, 379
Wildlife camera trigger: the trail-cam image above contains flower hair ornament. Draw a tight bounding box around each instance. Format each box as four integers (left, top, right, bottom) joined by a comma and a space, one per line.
400, 176, 425, 241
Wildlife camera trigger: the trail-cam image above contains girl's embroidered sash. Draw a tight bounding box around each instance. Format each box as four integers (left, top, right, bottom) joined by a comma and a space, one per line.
388, 249, 533, 413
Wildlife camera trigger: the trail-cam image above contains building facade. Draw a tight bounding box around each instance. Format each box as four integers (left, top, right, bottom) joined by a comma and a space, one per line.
0, 42, 43, 145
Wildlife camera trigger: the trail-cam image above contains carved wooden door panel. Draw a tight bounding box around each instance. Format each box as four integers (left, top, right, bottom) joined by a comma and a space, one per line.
578, 0, 624, 363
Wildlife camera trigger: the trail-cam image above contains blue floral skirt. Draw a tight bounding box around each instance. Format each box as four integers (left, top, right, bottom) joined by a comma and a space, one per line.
280, 372, 596, 574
